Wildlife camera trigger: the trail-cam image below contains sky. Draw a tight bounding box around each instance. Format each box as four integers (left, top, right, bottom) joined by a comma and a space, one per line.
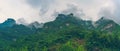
0, 0, 120, 24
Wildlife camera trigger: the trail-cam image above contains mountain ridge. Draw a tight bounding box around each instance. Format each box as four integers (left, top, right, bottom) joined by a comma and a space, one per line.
0, 13, 120, 51
0, 13, 119, 33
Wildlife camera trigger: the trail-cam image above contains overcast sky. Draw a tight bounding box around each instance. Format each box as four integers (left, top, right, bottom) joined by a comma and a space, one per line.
0, 0, 119, 24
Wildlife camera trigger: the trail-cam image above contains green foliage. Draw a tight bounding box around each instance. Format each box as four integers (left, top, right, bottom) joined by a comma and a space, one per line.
0, 14, 120, 51
59, 42, 75, 51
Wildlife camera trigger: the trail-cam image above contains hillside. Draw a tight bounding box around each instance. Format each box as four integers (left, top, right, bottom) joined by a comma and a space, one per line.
0, 13, 120, 51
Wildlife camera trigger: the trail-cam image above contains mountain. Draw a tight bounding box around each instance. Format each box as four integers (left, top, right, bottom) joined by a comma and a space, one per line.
0, 18, 16, 28
0, 13, 120, 51
0, 18, 37, 44
42, 13, 120, 33
28, 21, 44, 28
95, 17, 120, 33
42, 13, 94, 33
10, 13, 119, 51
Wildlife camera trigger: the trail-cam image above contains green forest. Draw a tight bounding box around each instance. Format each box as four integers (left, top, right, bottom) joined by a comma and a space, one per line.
0, 13, 120, 51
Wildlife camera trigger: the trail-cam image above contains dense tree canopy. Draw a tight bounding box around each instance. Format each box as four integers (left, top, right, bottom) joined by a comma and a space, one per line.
0, 14, 120, 51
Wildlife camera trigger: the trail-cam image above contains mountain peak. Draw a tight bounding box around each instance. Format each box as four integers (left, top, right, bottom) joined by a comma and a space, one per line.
0, 18, 16, 28
96, 17, 114, 24
95, 17, 120, 32
29, 21, 44, 28
68, 13, 74, 16
4, 18, 16, 23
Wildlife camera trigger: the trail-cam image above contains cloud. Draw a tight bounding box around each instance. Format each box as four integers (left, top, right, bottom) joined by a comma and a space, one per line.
0, 0, 40, 23
27, 0, 55, 15
98, 0, 120, 24
27, 0, 114, 21
0, 0, 120, 24
112, 0, 120, 24
60, 4, 86, 19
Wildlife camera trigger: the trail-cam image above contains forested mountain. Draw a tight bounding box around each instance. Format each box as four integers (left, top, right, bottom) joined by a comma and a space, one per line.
0, 13, 120, 51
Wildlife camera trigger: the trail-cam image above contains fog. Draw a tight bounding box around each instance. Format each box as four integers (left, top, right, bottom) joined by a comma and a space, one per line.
0, 0, 120, 24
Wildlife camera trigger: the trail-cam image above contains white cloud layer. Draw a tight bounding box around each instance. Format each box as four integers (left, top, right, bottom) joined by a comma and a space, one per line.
0, 0, 119, 24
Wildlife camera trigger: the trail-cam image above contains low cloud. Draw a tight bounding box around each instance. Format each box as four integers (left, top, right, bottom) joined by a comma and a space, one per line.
0, 0, 120, 24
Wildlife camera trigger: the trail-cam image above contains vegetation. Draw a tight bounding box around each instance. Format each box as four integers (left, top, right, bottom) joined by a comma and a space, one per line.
0, 13, 120, 51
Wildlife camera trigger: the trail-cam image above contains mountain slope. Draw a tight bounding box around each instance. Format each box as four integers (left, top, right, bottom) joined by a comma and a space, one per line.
0, 18, 16, 28
42, 13, 94, 33
0, 18, 37, 47
95, 17, 120, 33
0, 13, 120, 51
